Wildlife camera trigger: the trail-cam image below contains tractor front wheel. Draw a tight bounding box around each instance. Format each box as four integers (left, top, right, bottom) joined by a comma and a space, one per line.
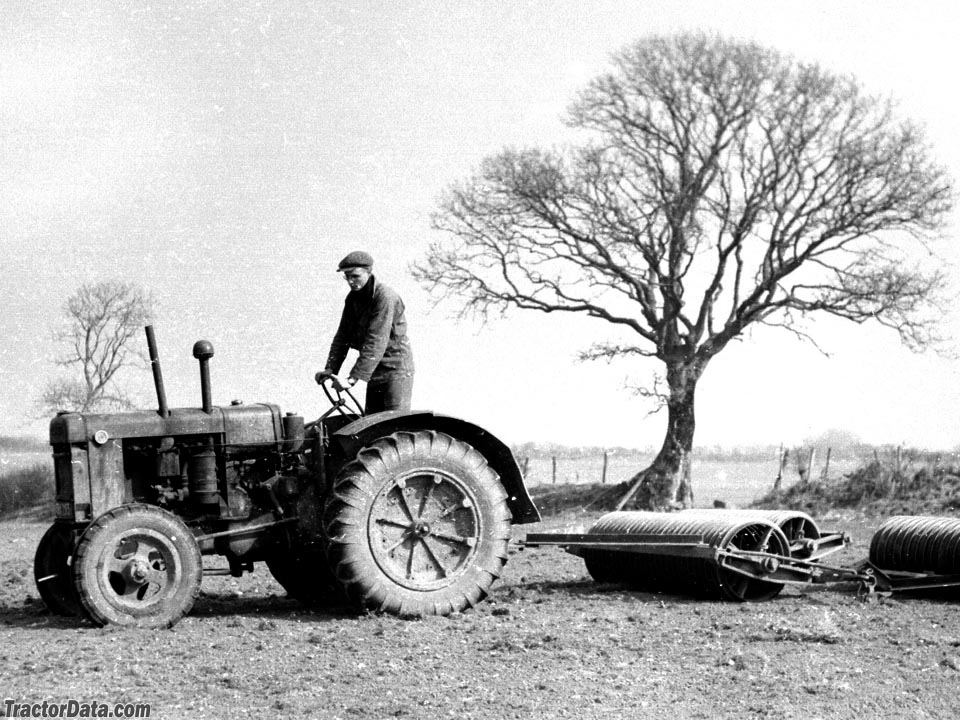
325, 431, 512, 616
72, 504, 202, 628
34, 523, 81, 616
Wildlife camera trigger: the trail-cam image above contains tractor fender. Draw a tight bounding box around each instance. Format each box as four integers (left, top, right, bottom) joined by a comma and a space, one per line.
331, 410, 540, 525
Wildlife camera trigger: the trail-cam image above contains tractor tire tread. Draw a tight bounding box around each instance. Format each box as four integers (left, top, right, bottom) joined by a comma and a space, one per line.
325, 431, 511, 616
72, 503, 202, 628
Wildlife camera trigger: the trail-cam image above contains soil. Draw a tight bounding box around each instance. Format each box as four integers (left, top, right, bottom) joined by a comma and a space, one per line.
2, 505, 960, 720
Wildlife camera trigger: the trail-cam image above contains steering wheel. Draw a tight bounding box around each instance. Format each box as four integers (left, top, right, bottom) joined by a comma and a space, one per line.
319, 378, 365, 419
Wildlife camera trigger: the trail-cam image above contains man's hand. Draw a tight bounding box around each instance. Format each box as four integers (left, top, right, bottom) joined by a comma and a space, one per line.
315, 369, 334, 385
331, 374, 356, 392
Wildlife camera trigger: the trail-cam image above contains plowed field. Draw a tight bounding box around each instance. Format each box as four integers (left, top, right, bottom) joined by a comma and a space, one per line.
2, 511, 959, 720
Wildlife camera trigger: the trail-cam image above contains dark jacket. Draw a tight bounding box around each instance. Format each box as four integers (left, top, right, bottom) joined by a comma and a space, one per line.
325, 276, 414, 383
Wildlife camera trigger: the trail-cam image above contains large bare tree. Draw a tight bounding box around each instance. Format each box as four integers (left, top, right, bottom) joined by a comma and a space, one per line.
413, 34, 954, 509
41, 280, 156, 414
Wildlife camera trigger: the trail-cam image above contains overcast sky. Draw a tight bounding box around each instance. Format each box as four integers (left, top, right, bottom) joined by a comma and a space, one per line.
2, 0, 959, 450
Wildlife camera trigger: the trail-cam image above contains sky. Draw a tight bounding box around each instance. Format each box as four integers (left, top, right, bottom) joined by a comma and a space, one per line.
2, 0, 960, 451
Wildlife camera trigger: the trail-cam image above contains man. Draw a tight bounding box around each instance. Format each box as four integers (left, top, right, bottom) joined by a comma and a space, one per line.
316, 251, 414, 413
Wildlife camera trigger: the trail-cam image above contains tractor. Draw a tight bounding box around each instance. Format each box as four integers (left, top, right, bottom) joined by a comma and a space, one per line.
34, 326, 539, 628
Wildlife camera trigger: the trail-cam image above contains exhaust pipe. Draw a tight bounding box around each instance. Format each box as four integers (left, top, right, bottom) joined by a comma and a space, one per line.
145, 325, 169, 418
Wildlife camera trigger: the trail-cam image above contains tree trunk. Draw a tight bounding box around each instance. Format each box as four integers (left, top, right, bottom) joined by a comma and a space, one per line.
618, 360, 702, 511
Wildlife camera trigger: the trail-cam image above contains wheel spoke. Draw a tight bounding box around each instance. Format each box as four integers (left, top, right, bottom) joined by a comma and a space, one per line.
393, 483, 418, 522
385, 532, 413, 554
416, 537, 449, 578
753, 526, 776, 553
104, 554, 132, 575
405, 539, 416, 579
129, 544, 155, 566
417, 476, 438, 517
786, 519, 801, 542
143, 565, 168, 588
437, 498, 472, 520
138, 579, 164, 600
376, 517, 414, 531
427, 529, 475, 547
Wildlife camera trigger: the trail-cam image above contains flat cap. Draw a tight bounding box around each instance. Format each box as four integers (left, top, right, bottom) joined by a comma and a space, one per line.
337, 250, 374, 271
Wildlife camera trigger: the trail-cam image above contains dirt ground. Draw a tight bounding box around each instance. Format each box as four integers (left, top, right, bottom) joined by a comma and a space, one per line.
2, 510, 960, 720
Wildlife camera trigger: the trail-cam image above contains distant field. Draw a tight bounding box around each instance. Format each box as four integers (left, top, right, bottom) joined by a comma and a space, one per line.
520, 453, 862, 508
0, 448, 54, 517
2, 446, 867, 510
0, 435, 49, 474
0, 449, 49, 472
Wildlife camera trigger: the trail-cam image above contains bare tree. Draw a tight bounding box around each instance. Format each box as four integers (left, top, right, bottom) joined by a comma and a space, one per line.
412, 34, 953, 509
40, 280, 156, 414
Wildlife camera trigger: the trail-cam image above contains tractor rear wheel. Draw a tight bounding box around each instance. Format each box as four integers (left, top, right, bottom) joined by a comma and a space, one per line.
325, 431, 512, 616
34, 523, 81, 616
72, 504, 202, 628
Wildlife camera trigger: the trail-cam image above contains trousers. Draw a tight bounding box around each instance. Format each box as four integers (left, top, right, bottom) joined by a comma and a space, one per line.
365, 373, 414, 413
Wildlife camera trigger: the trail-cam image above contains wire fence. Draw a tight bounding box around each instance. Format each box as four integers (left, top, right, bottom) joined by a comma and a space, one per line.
515, 446, 935, 508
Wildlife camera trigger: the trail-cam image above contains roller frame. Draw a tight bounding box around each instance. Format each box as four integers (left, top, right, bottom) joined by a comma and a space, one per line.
783, 531, 849, 561
525, 532, 859, 585
525, 531, 960, 598
855, 561, 960, 595
523, 533, 900, 594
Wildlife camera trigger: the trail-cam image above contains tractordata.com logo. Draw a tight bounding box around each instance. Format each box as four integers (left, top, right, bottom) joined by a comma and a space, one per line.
2, 699, 150, 718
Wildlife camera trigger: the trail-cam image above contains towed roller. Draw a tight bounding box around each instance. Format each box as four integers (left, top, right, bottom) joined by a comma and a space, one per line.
526, 512, 960, 603
678, 509, 847, 560
858, 515, 960, 593
869, 515, 960, 573
564, 511, 791, 602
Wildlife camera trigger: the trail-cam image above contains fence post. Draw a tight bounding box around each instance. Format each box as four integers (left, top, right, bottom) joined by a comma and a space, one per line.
820, 447, 832, 481
773, 444, 787, 492
552, 456, 557, 485
798, 447, 815, 486
602, 451, 608, 485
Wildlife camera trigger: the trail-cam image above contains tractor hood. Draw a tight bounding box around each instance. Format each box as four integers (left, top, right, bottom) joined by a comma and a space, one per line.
50, 403, 284, 447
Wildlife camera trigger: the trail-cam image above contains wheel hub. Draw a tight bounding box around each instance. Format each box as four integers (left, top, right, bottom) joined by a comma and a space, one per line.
124, 559, 151, 585
100, 531, 178, 609
369, 470, 482, 591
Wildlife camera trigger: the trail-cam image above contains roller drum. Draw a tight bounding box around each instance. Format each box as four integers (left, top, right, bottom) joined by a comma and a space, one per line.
869, 515, 960, 575
582, 511, 790, 602
679, 509, 821, 557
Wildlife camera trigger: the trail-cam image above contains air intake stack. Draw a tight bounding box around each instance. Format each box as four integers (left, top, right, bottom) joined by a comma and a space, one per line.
193, 340, 215, 413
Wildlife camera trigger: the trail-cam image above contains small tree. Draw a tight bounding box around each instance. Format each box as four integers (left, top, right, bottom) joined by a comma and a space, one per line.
40, 280, 156, 414
413, 33, 953, 509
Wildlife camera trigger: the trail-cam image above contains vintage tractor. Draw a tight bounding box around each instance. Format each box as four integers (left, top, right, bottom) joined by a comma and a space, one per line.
34, 326, 539, 628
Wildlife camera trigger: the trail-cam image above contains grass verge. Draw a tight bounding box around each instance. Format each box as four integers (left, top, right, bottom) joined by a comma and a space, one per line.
0, 462, 55, 520
753, 460, 960, 517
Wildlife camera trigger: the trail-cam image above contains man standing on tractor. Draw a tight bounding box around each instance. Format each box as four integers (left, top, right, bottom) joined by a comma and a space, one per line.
316, 250, 415, 412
